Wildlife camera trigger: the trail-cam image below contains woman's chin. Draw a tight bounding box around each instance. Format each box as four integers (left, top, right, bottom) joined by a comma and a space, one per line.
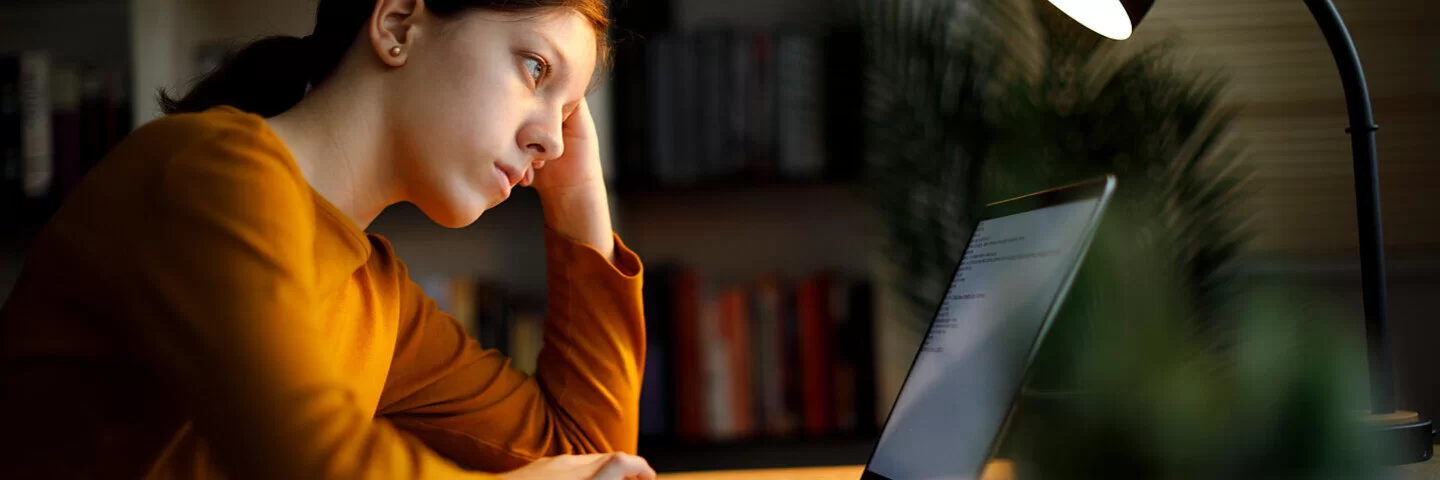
418, 195, 489, 229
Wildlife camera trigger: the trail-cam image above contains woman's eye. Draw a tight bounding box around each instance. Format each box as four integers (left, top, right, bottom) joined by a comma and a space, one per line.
522, 56, 546, 85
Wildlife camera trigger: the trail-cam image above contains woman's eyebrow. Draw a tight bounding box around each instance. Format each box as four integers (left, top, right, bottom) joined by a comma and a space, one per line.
536, 32, 571, 83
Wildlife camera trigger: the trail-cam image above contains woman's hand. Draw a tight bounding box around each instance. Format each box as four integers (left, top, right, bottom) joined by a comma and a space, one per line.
531, 99, 604, 194
498, 453, 656, 480
531, 99, 616, 261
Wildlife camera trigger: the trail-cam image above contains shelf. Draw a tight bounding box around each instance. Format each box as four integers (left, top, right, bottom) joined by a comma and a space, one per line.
615, 180, 863, 207
613, 181, 870, 221
637, 435, 877, 473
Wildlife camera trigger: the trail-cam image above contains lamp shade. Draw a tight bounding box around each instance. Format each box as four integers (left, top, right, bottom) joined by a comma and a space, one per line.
1047, 0, 1155, 40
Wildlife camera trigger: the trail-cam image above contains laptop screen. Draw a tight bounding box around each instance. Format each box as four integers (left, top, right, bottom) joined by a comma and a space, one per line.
864, 193, 1108, 480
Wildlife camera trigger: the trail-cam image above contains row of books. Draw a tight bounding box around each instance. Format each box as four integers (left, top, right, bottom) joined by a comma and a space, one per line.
1, 51, 132, 204
439, 266, 879, 443
642, 266, 878, 442
610, 27, 865, 191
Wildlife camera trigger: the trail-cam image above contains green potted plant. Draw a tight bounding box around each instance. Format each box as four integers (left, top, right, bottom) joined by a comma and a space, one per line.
860, 0, 1376, 476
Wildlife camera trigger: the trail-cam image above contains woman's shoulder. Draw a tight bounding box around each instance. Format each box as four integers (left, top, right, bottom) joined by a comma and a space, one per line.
138, 105, 265, 136
124, 105, 289, 164
97, 105, 304, 193
33, 105, 313, 279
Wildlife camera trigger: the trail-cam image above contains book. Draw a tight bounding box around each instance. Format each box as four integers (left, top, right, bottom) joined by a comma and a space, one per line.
774, 30, 825, 180
50, 62, 82, 195
639, 265, 678, 437
695, 30, 733, 182
745, 32, 778, 181
848, 280, 878, 433
752, 274, 797, 436
671, 267, 707, 440
646, 34, 677, 189
727, 31, 753, 181
717, 286, 755, 439
830, 276, 858, 432
700, 282, 728, 439
474, 283, 510, 353
1, 56, 21, 199
796, 272, 835, 436
449, 276, 479, 337
831, 277, 877, 433
19, 51, 52, 198
78, 68, 104, 169
671, 35, 701, 187
822, 27, 866, 180
509, 308, 543, 375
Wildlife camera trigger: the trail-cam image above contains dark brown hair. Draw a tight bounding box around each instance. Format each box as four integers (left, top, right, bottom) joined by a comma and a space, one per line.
158, 0, 609, 117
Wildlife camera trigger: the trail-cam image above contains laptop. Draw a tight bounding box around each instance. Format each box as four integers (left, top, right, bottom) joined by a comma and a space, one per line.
860, 175, 1117, 480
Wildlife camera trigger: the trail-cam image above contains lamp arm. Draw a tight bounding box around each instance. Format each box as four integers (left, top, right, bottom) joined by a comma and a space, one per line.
1302, 0, 1393, 414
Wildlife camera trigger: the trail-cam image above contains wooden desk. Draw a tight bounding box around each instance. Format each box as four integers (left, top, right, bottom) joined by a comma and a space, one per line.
661, 462, 1015, 480
660, 465, 863, 480
660, 459, 1440, 480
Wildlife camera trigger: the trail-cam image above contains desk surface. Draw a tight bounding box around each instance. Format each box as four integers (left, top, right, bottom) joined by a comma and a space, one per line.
660, 465, 863, 480
660, 459, 1440, 480
660, 462, 1015, 480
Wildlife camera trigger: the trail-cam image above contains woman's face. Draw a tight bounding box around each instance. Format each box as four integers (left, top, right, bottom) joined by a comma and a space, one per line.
390, 7, 597, 228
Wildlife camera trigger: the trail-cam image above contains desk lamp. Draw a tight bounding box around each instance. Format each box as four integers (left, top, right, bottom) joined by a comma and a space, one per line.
1046, 0, 1432, 464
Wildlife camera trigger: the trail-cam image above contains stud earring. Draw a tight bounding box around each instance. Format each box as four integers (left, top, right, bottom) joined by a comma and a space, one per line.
389, 46, 402, 57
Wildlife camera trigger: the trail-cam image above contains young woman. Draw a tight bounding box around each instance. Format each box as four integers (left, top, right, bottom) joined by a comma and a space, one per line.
0, 0, 654, 478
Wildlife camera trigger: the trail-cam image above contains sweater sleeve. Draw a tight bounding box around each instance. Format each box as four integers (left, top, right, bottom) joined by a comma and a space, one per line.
376, 226, 646, 473
106, 118, 495, 479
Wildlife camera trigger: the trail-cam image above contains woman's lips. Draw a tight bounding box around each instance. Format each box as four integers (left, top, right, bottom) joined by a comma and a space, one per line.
493, 163, 516, 198
494, 161, 523, 186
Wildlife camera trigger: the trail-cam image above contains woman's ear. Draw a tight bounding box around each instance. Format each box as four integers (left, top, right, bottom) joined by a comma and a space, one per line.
368, 0, 426, 67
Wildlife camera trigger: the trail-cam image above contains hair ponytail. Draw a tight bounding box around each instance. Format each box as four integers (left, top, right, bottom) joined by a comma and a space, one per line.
158, 35, 317, 117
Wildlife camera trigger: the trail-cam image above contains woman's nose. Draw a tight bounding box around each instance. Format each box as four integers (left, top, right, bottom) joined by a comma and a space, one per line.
519, 121, 564, 162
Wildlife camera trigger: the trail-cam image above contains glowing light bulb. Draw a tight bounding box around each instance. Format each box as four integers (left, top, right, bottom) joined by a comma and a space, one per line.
1048, 0, 1135, 40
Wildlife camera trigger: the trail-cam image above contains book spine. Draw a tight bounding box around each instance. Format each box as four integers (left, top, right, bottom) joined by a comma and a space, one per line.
475, 284, 510, 354
639, 266, 675, 437
19, 51, 52, 198
749, 32, 777, 181
508, 309, 543, 375
774, 31, 825, 180
672, 269, 706, 440
721, 287, 755, 439
850, 280, 878, 433
449, 276, 478, 339
753, 275, 796, 436
831, 276, 858, 432
647, 35, 675, 189
1, 56, 21, 199
728, 31, 752, 182
50, 62, 82, 195
673, 35, 700, 187
796, 273, 834, 436
700, 287, 729, 440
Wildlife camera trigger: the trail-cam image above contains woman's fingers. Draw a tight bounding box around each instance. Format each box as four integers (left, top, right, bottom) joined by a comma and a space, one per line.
588, 453, 656, 480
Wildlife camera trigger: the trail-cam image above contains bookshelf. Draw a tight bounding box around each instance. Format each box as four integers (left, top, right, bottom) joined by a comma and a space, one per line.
0, 0, 136, 304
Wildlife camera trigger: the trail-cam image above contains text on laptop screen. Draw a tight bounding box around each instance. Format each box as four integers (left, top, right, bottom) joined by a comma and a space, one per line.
866, 198, 1102, 480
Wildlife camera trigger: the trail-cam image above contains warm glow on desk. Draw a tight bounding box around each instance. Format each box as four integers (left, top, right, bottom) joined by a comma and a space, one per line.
660, 461, 1015, 480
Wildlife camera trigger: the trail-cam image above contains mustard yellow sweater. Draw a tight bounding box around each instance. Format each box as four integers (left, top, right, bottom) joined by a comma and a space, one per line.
0, 106, 646, 479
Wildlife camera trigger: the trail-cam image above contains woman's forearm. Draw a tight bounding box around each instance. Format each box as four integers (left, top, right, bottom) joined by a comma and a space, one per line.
540, 179, 616, 263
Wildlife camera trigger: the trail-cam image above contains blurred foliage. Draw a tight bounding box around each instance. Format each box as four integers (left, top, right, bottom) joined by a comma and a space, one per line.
999, 213, 1376, 478
859, 0, 1377, 477
859, 0, 1018, 320
861, 0, 1250, 338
